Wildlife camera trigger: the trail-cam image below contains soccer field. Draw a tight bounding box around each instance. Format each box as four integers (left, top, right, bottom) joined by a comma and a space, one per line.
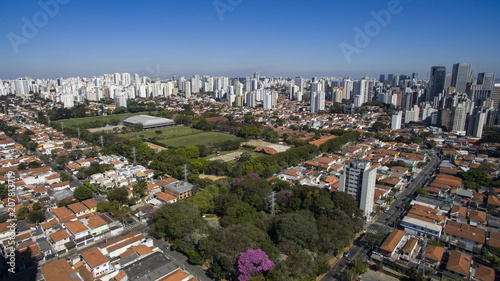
123, 126, 202, 139
158, 132, 241, 147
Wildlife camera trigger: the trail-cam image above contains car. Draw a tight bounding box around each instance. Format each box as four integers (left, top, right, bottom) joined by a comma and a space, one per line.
344, 251, 350, 257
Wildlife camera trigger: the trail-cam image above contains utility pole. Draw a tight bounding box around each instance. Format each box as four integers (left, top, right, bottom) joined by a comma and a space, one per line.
132, 147, 136, 165
270, 191, 276, 215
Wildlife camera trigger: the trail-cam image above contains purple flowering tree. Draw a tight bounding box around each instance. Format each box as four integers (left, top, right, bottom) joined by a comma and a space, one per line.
237, 249, 275, 281
246, 173, 260, 179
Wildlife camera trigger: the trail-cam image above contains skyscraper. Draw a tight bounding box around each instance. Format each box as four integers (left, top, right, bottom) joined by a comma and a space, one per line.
391, 111, 402, 130
451, 63, 471, 93
477, 73, 496, 91
263, 92, 273, 109
450, 102, 467, 132
14, 78, 30, 96
429, 66, 446, 100
339, 161, 377, 218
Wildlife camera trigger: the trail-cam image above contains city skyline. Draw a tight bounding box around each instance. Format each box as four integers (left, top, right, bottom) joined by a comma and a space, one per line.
1, 0, 500, 79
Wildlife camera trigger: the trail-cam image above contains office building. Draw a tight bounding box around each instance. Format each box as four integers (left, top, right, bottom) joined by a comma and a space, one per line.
339, 161, 377, 218
477, 73, 496, 92
429, 66, 446, 100
451, 63, 471, 93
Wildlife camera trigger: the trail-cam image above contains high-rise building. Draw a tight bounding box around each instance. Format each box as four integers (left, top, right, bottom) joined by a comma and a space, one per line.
451, 63, 471, 93
245, 92, 255, 107
379, 74, 385, 83
185, 81, 191, 99
115, 92, 127, 108
263, 92, 273, 109
477, 73, 496, 92
492, 85, 500, 109
294, 77, 304, 93
405, 105, 420, 123
14, 78, 30, 96
470, 112, 486, 138
391, 111, 402, 130
339, 161, 377, 218
429, 66, 446, 100
450, 102, 467, 132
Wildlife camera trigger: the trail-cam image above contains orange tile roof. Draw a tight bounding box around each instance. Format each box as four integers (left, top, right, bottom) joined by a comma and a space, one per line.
81, 247, 108, 269
447, 250, 471, 276
65, 220, 89, 235
40, 259, 80, 281
67, 202, 87, 214
158, 269, 191, 281
425, 244, 444, 262
50, 229, 70, 242
380, 229, 405, 254
476, 264, 495, 281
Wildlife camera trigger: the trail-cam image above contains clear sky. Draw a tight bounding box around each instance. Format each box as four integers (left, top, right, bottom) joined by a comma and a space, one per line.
1, 0, 499, 80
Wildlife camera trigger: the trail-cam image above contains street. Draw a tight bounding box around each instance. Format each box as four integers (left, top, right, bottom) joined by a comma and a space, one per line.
321, 153, 440, 281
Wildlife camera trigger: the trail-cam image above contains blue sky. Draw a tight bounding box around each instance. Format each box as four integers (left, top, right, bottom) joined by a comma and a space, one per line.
1, 0, 499, 79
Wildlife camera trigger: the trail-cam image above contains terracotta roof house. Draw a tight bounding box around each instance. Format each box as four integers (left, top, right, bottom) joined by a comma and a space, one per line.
446, 250, 471, 278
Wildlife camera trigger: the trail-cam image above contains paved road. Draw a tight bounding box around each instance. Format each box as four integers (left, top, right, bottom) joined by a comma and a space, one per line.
321, 154, 440, 281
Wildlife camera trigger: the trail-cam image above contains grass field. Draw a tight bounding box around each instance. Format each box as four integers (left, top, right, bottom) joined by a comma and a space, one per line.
60, 112, 153, 127
158, 131, 240, 147
123, 126, 202, 139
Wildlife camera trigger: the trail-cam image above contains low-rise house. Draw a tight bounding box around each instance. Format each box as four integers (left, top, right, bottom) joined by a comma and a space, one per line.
474, 264, 495, 281
446, 250, 471, 279
379, 229, 406, 258
49, 229, 71, 254
64, 220, 93, 247
469, 210, 487, 226
442, 221, 485, 254
67, 202, 90, 217
163, 181, 194, 200
424, 244, 444, 268
40, 258, 84, 281
81, 198, 98, 213
81, 247, 112, 278
155, 192, 178, 204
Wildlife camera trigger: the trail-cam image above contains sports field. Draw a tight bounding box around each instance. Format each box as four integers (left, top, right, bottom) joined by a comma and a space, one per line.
158, 131, 240, 147
60, 112, 152, 127
123, 126, 201, 139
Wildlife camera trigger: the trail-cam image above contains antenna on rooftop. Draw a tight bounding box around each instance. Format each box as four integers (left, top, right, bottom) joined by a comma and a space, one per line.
184, 164, 188, 185
100, 135, 104, 148
77, 127, 80, 139
61, 122, 64, 133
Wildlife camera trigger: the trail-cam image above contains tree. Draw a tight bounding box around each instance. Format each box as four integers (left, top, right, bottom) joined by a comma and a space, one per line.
60, 171, 72, 182
155, 129, 163, 136
74, 186, 92, 201
238, 126, 261, 138
132, 179, 147, 199
354, 259, 366, 273
107, 187, 129, 205
152, 200, 204, 240
237, 249, 275, 281
415, 188, 429, 196
28, 210, 45, 223
17, 207, 29, 220
275, 212, 318, 249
